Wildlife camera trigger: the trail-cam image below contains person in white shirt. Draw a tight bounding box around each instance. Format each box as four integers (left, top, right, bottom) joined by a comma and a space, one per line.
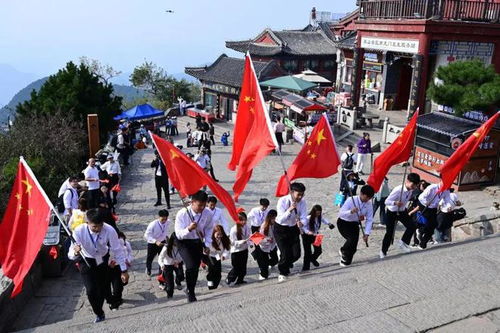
144, 210, 170, 277
207, 196, 230, 234
247, 198, 270, 233
301, 205, 334, 271
337, 185, 375, 267
207, 225, 230, 289
340, 145, 356, 172
68, 209, 129, 323
194, 149, 211, 170
226, 212, 251, 286
108, 231, 133, 311
83, 158, 100, 209
255, 209, 279, 280
63, 176, 80, 218
174, 190, 214, 303
275, 182, 308, 282
158, 233, 184, 298
436, 188, 462, 242
273, 117, 285, 152
417, 181, 451, 249
100, 155, 121, 205
380, 173, 421, 259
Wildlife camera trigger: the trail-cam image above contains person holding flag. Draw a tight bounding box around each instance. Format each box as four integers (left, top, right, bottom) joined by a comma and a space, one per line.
379, 173, 421, 259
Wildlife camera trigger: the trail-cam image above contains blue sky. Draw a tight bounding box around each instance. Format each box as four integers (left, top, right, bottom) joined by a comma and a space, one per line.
0, 0, 356, 77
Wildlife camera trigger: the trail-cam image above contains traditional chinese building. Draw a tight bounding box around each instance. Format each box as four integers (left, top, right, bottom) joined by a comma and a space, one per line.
333, 0, 500, 116
185, 54, 284, 121
225, 25, 338, 81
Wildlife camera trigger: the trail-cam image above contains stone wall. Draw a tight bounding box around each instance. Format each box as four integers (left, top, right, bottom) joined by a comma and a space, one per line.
452, 212, 500, 241
0, 255, 43, 332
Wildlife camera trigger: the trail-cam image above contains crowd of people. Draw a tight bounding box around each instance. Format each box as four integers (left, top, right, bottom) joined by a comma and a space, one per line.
63, 118, 467, 324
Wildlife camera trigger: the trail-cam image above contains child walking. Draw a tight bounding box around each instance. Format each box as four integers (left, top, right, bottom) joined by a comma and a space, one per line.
108, 232, 133, 310
207, 225, 230, 290
226, 212, 250, 286
158, 233, 184, 298
255, 209, 279, 280
302, 205, 333, 271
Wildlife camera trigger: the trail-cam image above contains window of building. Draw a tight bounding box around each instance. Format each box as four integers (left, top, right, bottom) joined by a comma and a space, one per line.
283, 60, 298, 72
324, 60, 335, 70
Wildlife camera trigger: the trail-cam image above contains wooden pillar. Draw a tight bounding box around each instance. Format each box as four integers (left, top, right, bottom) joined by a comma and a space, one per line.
351, 47, 364, 108
87, 114, 100, 158
416, 34, 432, 115
408, 53, 424, 118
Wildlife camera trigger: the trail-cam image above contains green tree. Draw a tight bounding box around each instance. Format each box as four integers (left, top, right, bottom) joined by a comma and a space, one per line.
16, 61, 122, 136
130, 61, 202, 108
427, 60, 500, 116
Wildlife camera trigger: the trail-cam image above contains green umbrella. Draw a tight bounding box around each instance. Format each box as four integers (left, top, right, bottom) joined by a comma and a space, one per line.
260, 75, 316, 92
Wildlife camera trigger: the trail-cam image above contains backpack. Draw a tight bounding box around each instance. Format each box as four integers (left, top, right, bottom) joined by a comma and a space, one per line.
110, 135, 118, 149
342, 153, 354, 170
56, 188, 74, 213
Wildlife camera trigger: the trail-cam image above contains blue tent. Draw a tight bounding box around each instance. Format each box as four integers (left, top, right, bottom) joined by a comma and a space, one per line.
114, 103, 164, 121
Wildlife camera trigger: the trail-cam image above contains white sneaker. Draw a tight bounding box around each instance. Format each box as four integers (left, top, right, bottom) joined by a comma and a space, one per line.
207, 281, 214, 287
339, 261, 347, 267
379, 250, 386, 259
258, 275, 267, 281
398, 240, 411, 253
277, 275, 286, 283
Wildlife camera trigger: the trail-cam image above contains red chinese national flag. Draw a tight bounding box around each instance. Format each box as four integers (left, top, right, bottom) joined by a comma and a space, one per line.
227, 53, 277, 201
0, 158, 52, 298
150, 133, 239, 222
275, 114, 340, 197
367, 111, 419, 192
438, 111, 500, 193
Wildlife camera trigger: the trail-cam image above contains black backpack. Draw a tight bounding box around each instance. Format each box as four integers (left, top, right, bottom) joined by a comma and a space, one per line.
110, 135, 118, 149
56, 189, 74, 213
342, 153, 354, 170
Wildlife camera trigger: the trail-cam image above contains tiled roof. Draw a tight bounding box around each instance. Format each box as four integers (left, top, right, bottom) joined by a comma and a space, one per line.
226, 28, 337, 56
417, 112, 483, 137
336, 31, 357, 50
184, 54, 283, 88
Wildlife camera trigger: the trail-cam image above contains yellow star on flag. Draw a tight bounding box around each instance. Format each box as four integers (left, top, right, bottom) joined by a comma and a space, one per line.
15, 193, 21, 200
244, 96, 255, 103
316, 129, 326, 145
18, 204, 23, 211
249, 106, 255, 113
310, 153, 317, 159
21, 179, 33, 195
27, 209, 34, 216
307, 141, 312, 146
170, 149, 180, 159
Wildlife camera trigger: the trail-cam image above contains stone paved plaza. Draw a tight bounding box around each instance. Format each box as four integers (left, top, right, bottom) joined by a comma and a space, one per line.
11, 118, 500, 332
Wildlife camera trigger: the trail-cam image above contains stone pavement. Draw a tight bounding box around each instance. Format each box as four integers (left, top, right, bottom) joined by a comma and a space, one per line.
10, 117, 500, 332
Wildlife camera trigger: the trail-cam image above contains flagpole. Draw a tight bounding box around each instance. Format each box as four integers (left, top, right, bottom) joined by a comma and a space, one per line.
19, 157, 90, 268
341, 169, 369, 247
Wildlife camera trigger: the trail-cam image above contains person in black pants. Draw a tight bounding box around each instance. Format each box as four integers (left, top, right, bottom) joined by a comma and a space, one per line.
209, 123, 215, 145
301, 205, 334, 271
151, 152, 171, 208
144, 210, 170, 277
201, 139, 219, 182
174, 191, 214, 303
226, 212, 250, 285
275, 182, 308, 283
207, 225, 230, 289
380, 173, 420, 259
254, 209, 279, 280
337, 185, 375, 266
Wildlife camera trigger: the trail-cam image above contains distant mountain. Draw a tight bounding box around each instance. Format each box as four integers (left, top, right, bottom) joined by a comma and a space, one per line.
0, 77, 147, 124
0, 64, 38, 107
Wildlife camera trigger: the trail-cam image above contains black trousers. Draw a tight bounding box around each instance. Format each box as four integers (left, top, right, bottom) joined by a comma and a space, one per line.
206, 257, 222, 289
79, 256, 111, 317
210, 135, 215, 145
275, 132, 284, 151
155, 176, 170, 207
251, 226, 260, 234
109, 265, 124, 304
177, 239, 203, 296
274, 224, 301, 276
373, 197, 387, 224
87, 189, 100, 209
255, 247, 278, 278
117, 147, 129, 165
419, 208, 438, 249
146, 243, 163, 274
381, 210, 416, 254
337, 219, 359, 265
301, 234, 322, 270
227, 250, 248, 283
161, 264, 183, 296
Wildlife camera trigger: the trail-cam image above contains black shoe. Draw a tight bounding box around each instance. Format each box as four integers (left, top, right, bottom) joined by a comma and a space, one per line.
301, 267, 310, 272
94, 314, 105, 323
235, 280, 247, 285
214, 179, 220, 182
167, 293, 173, 299
312, 260, 320, 267
188, 293, 197, 303
167, 205, 172, 210
154, 202, 162, 207
289, 263, 294, 269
